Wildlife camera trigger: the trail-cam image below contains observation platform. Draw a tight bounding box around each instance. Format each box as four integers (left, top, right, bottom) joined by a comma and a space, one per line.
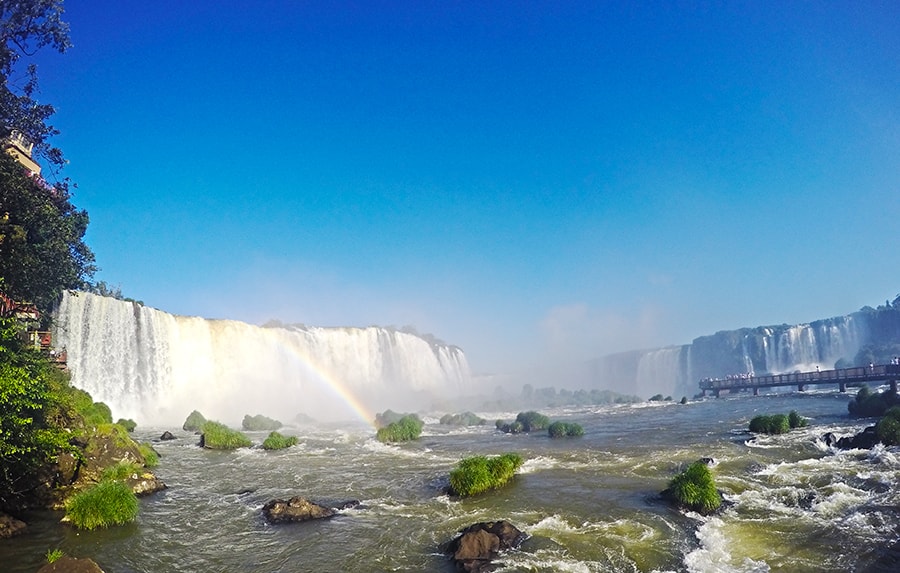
699, 364, 900, 397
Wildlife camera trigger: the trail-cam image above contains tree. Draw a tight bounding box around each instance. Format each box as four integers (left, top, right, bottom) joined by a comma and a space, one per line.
0, 151, 94, 317
0, 0, 71, 169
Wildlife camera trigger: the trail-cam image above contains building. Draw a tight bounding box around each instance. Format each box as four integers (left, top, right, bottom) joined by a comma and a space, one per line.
3, 129, 41, 176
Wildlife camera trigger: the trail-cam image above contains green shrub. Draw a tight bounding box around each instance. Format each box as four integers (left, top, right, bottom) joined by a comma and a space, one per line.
183, 410, 207, 432
440, 411, 486, 426
262, 431, 298, 450
46, 549, 63, 563
64, 480, 139, 530
548, 421, 584, 438
241, 414, 282, 431
788, 410, 808, 429
375, 415, 424, 443
200, 421, 251, 449
749, 414, 790, 434
449, 453, 524, 497
516, 411, 550, 431
116, 418, 137, 432
138, 442, 159, 467
876, 406, 900, 446
666, 461, 721, 513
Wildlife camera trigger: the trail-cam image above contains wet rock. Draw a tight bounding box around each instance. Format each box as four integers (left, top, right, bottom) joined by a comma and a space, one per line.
128, 472, 167, 496
0, 512, 27, 538
262, 496, 336, 523
443, 520, 527, 572
35, 556, 105, 573
834, 426, 879, 449
159, 431, 176, 441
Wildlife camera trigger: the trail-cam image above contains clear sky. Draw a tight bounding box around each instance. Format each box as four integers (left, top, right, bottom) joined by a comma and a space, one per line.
29, 1, 900, 378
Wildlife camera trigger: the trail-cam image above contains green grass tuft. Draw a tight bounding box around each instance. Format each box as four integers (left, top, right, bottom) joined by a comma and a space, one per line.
138, 442, 159, 467
449, 453, 523, 497
667, 461, 721, 513
262, 431, 298, 450
100, 460, 142, 482
64, 480, 139, 530
200, 421, 252, 449
46, 549, 63, 563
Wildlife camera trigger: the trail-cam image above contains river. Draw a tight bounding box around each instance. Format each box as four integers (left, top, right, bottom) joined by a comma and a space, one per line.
2, 390, 898, 572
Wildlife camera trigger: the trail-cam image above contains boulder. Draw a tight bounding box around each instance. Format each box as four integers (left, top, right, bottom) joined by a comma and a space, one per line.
127, 472, 168, 496
443, 520, 527, 572
0, 512, 27, 538
833, 426, 879, 450
35, 556, 105, 573
159, 431, 176, 441
262, 496, 336, 524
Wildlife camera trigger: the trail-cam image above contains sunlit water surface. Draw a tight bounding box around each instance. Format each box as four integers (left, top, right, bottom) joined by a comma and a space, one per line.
3, 391, 899, 572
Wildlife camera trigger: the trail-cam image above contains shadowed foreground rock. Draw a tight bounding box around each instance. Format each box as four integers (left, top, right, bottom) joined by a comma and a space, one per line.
36, 556, 105, 573
443, 520, 527, 572
0, 512, 27, 538
262, 496, 348, 523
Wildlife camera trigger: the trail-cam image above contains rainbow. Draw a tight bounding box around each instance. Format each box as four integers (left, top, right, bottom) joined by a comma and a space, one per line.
286, 344, 377, 429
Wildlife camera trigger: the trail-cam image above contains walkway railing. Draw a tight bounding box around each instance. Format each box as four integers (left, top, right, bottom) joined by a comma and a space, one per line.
699, 364, 900, 396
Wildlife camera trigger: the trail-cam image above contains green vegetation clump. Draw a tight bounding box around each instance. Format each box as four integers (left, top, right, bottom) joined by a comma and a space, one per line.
548, 421, 584, 438
46, 549, 63, 563
183, 410, 207, 432
749, 414, 790, 434
665, 461, 722, 514
498, 411, 550, 434
439, 411, 486, 426
449, 453, 524, 497
116, 418, 137, 432
849, 386, 900, 418
100, 460, 142, 482
241, 414, 282, 431
262, 431, 298, 450
375, 415, 424, 443
64, 480, 139, 530
787, 410, 808, 429
875, 406, 900, 446
138, 442, 159, 467
200, 421, 252, 450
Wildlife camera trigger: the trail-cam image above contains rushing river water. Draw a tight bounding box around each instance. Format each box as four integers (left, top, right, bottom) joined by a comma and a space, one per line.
3, 390, 899, 572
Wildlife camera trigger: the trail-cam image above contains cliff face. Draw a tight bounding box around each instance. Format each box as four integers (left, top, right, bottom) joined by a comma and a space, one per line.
594, 305, 900, 399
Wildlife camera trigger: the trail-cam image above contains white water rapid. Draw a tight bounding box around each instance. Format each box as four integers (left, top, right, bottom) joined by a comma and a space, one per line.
52, 292, 473, 426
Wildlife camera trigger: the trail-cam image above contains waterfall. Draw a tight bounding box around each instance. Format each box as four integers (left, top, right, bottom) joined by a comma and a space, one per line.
52, 292, 473, 426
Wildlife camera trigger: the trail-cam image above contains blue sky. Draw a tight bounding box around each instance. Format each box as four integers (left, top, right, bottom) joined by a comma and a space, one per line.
30, 1, 900, 376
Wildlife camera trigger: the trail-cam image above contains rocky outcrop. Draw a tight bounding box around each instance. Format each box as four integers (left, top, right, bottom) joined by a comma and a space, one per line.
159, 431, 176, 440
824, 426, 879, 450
35, 556, 105, 573
442, 521, 527, 572
0, 512, 27, 538
262, 496, 341, 524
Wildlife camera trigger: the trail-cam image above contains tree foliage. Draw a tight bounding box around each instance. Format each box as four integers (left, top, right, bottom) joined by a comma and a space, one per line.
0, 0, 71, 168
0, 315, 71, 508
0, 152, 94, 316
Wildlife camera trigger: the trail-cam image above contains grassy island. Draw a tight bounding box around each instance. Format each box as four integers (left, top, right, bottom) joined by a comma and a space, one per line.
200, 421, 252, 449
664, 461, 721, 514
262, 431, 298, 450
449, 453, 524, 497
749, 410, 808, 434
548, 421, 584, 438
376, 414, 424, 443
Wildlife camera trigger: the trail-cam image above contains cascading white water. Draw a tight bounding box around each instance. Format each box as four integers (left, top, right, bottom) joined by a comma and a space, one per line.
52, 292, 473, 426
634, 346, 686, 397
758, 317, 863, 373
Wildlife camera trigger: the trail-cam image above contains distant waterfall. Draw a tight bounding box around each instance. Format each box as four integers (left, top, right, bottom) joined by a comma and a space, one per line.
52, 292, 473, 426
